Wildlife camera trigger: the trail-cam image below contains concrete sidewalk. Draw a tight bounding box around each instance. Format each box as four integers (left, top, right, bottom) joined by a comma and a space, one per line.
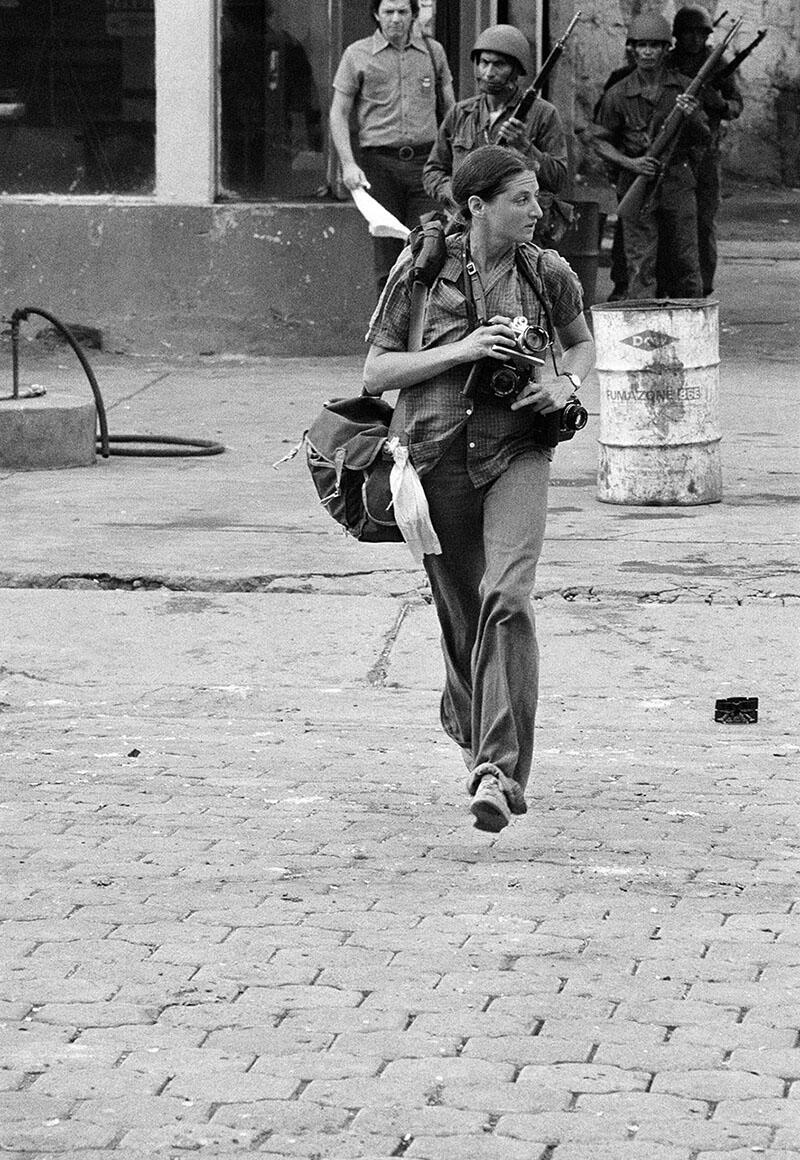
1, 237, 797, 601
0, 231, 799, 1159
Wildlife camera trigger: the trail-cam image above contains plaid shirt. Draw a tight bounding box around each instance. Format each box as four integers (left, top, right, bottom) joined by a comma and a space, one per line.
365, 233, 584, 486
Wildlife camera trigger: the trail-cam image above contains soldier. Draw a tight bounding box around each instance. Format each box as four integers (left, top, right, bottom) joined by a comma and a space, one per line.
422, 24, 569, 241
667, 5, 743, 296
329, 0, 455, 294
592, 12, 711, 299
594, 39, 637, 300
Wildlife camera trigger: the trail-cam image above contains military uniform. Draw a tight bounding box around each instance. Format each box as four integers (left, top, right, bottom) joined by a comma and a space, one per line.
423, 24, 570, 245
422, 86, 569, 207
596, 67, 711, 298
666, 44, 743, 294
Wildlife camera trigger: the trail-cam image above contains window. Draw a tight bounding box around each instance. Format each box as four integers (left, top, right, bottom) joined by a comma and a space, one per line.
0, 0, 155, 195
219, 0, 440, 201
219, 0, 327, 199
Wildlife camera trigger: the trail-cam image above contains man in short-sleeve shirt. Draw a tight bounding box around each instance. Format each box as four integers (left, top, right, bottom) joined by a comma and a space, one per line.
330, 0, 454, 293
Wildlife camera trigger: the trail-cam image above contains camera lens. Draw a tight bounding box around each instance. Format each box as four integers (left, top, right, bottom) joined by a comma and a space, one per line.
519, 325, 550, 354
561, 401, 588, 432
490, 366, 520, 398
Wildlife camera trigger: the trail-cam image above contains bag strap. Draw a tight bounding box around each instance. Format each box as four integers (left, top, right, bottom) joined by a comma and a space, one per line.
407, 279, 429, 353
364, 276, 428, 441
461, 242, 488, 327
389, 277, 429, 440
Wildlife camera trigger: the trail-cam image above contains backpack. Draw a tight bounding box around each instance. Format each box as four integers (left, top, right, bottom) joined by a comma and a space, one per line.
304, 394, 403, 543
303, 220, 447, 543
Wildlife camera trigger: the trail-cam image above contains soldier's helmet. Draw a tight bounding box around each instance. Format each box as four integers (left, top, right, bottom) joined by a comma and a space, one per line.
628, 13, 673, 43
673, 6, 714, 35
471, 25, 533, 76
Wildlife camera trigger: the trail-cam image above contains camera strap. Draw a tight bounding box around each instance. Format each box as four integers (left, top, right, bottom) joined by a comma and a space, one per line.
461, 242, 559, 377
514, 247, 560, 377
461, 243, 488, 328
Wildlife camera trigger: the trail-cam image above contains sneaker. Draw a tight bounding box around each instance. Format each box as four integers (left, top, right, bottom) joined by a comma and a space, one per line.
466, 765, 527, 816
470, 774, 511, 833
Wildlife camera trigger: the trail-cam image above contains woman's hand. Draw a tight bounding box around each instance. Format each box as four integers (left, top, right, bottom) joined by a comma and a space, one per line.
458, 316, 518, 363
510, 375, 575, 414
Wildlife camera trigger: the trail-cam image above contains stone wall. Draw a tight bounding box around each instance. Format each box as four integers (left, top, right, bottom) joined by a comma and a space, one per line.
0, 200, 377, 357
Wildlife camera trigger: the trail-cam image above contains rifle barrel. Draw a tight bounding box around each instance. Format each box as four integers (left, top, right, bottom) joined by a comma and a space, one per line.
496, 12, 581, 139
719, 28, 766, 78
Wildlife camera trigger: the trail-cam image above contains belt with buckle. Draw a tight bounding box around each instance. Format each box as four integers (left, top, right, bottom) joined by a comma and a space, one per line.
362, 143, 433, 161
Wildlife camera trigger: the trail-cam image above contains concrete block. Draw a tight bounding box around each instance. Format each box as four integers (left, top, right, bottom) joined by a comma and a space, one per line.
0, 394, 95, 469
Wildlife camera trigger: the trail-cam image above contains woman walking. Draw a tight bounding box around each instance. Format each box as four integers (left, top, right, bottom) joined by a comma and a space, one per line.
363, 145, 595, 833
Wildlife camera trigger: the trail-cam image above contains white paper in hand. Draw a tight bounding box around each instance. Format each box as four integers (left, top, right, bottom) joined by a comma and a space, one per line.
351, 187, 411, 240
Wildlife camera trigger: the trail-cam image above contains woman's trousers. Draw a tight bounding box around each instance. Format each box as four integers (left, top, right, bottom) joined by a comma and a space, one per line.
422, 432, 550, 793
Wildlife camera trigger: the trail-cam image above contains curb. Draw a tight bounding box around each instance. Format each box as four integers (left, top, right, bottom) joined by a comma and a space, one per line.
718, 240, 800, 260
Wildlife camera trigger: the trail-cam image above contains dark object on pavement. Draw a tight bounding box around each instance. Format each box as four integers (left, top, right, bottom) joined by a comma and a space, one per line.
714, 697, 758, 724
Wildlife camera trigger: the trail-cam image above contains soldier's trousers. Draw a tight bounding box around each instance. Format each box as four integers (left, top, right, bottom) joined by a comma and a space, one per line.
620, 161, 702, 299
695, 147, 721, 296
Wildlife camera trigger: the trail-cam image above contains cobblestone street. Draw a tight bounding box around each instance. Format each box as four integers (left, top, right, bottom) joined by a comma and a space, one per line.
1, 588, 799, 1158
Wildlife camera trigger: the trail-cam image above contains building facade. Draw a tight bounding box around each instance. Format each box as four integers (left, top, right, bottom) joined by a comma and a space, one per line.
0, 0, 796, 355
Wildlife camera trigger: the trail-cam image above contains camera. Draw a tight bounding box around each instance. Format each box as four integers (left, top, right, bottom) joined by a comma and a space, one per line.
464, 316, 550, 405
462, 316, 588, 446
558, 396, 589, 440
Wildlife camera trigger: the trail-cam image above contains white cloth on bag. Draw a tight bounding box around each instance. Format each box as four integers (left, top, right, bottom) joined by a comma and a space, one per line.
387, 437, 441, 563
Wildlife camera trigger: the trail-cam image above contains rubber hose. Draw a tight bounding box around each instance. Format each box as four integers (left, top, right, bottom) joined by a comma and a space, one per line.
10, 307, 225, 458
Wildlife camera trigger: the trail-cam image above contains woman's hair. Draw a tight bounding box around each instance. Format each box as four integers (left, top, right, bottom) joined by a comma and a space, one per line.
371, 0, 420, 18
451, 146, 531, 220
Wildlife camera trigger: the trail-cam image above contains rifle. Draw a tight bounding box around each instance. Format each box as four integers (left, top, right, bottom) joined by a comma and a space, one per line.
617, 17, 741, 220
713, 27, 766, 84
494, 11, 582, 143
